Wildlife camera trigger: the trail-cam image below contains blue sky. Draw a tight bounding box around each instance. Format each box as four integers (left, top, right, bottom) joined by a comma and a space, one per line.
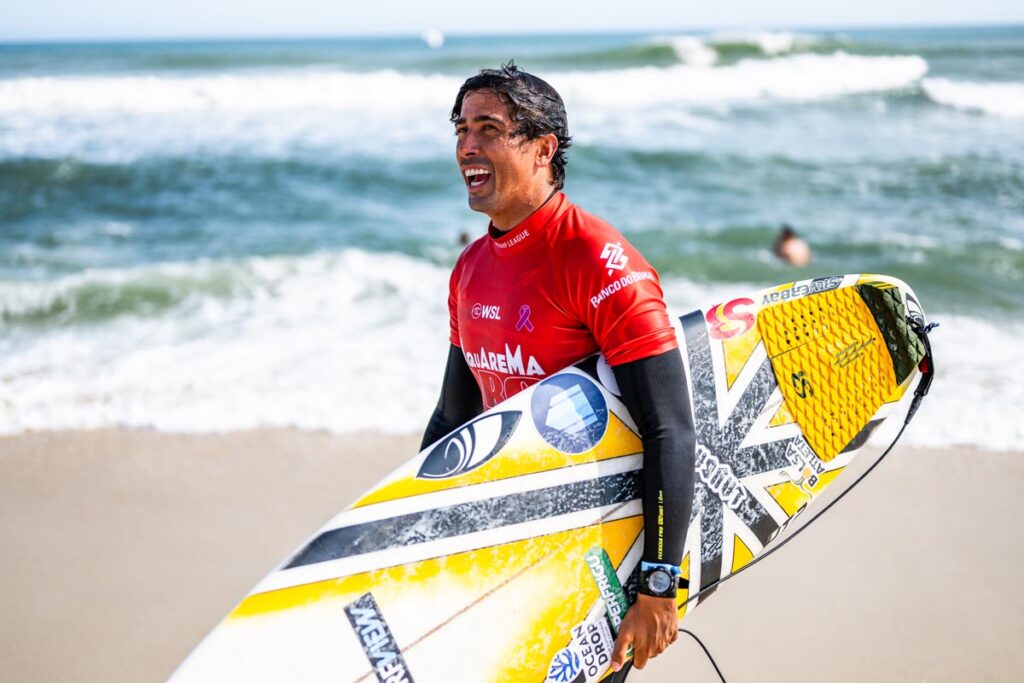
2, 0, 1022, 41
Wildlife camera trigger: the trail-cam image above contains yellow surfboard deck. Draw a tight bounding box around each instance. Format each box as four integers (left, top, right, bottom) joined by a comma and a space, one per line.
170, 274, 928, 683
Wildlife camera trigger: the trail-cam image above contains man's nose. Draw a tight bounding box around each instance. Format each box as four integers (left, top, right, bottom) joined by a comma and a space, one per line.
457, 132, 479, 157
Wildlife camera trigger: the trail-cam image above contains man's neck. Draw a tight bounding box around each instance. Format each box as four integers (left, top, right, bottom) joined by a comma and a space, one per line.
489, 187, 559, 233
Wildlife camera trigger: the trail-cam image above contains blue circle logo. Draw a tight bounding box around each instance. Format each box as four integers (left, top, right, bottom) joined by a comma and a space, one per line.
531, 374, 608, 454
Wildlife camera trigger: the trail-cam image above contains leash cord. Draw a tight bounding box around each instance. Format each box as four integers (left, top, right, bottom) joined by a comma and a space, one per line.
677, 628, 728, 682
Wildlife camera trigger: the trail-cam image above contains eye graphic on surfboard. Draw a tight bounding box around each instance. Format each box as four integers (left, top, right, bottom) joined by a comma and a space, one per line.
417, 411, 521, 479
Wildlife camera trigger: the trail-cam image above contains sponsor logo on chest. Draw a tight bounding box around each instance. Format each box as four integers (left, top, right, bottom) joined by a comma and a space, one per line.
471, 303, 502, 320
465, 344, 545, 377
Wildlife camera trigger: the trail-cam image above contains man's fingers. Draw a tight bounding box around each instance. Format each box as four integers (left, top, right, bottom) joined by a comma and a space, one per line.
610, 628, 632, 672
632, 640, 649, 670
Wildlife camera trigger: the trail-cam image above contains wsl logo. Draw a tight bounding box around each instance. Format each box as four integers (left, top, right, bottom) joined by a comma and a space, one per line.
417, 412, 520, 479
600, 241, 628, 276
471, 303, 502, 320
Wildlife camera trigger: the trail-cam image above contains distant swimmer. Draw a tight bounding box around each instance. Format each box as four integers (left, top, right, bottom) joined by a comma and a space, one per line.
774, 224, 812, 267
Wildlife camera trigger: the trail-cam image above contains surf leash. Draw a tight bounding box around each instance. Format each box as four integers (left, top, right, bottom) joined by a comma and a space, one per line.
672, 317, 938, 681
678, 628, 728, 683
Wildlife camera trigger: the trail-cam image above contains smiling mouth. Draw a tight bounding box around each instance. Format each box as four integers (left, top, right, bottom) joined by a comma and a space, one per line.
463, 167, 493, 190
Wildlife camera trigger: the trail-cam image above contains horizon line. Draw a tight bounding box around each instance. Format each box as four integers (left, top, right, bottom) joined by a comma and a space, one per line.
2, 19, 1022, 46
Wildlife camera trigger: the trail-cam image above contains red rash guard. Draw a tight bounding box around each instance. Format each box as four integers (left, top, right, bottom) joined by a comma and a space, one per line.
449, 192, 678, 409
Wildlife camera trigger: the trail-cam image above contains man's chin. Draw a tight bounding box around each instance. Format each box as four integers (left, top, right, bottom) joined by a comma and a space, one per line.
466, 193, 493, 214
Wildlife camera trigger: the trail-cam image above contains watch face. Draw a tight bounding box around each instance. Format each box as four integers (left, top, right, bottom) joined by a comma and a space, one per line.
647, 569, 673, 594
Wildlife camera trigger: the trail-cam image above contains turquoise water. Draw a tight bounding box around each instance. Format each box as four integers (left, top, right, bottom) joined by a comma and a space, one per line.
0, 27, 1021, 446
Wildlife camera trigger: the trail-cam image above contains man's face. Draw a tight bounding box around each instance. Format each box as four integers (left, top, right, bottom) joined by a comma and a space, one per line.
454, 90, 550, 225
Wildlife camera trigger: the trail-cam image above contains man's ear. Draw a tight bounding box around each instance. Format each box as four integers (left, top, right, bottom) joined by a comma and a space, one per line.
535, 133, 558, 168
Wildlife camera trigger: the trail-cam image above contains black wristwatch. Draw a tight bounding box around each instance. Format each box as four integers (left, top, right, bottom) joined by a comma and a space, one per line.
638, 561, 680, 599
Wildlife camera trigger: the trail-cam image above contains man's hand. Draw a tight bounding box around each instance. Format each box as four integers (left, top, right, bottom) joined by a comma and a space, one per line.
610, 593, 678, 671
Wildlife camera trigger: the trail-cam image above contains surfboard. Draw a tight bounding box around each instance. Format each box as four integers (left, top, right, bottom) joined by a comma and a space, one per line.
169, 273, 930, 683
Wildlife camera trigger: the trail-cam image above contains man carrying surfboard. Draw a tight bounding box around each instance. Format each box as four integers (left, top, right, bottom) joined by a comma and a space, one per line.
423, 62, 697, 679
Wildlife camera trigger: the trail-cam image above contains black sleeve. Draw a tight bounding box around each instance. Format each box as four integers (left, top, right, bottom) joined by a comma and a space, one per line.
420, 344, 484, 450
612, 349, 696, 565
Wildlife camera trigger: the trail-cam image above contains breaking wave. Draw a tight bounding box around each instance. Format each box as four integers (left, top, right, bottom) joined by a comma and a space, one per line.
922, 77, 1024, 117
0, 248, 1019, 451
0, 52, 929, 118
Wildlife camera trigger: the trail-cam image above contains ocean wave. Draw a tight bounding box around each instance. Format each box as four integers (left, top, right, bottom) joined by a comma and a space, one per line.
707, 31, 819, 57
879, 314, 1024, 452
0, 249, 449, 326
0, 54, 932, 163
504, 42, 683, 71
0, 70, 461, 115
0, 248, 451, 434
0, 52, 929, 118
648, 36, 719, 66
1, 259, 260, 325
645, 31, 820, 67
552, 52, 928, 108
0, 156, 459, 224
922, 77, 1024, 118
0, 254, 1018, 451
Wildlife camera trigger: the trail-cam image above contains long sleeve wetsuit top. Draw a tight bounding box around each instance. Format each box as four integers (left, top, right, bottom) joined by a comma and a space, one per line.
423, 192, 695, 567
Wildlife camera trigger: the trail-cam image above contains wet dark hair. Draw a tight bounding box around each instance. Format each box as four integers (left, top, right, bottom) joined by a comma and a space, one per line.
451, 61, 572, 190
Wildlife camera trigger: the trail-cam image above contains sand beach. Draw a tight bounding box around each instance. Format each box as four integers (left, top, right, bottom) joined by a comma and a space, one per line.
2, 429, 1021, 682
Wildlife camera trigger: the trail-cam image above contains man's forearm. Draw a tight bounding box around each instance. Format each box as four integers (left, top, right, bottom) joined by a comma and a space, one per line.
420, 344, 483, 450
612, 349, 696, 565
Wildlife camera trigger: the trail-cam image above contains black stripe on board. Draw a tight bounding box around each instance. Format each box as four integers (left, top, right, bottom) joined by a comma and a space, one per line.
285, 470, 642, 570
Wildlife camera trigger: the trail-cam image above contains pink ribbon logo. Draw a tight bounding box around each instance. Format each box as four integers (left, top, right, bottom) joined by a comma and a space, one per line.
516, 305, 534, 332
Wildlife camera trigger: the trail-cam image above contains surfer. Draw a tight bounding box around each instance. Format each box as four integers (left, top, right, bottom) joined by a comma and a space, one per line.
422, 62, 696, 680
774, 224, 812, 266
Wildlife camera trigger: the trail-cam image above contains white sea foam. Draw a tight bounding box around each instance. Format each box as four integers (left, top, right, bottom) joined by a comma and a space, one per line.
0, 256, 1018, 451
655, 36, 719, 67
922, 77, 1024, 118
0, 70, 460, 115
881, 314, 1024, 452
0, 54, 930, 162
650, 31, 813, 64
707, 30, 816, 56
0, 250, 451, 435
421, 29, 445, 50
553, 53, 928, 108
0, 53, 927, 117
